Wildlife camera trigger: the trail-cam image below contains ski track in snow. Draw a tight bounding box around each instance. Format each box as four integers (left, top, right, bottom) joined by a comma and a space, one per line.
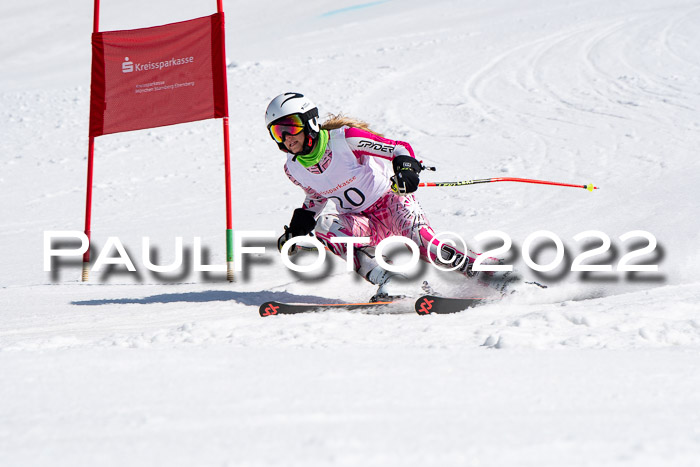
2, 0, 700, 465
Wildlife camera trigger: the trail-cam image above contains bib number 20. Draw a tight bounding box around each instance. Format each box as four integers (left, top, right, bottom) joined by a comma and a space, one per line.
328, 187, 366, 210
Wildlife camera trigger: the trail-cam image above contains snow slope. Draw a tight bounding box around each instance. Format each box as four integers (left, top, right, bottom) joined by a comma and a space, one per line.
1, 0, 700, 465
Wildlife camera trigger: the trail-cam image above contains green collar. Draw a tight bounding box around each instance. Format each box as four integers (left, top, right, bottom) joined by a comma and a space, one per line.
294, 129, 328, 167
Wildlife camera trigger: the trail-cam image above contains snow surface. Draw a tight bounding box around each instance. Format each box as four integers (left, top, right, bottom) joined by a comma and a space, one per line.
2, 0, 700, 465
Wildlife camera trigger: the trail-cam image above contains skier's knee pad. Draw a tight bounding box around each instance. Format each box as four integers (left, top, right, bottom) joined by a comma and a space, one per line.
315, 214, 344, 236
314, 215, 355, 257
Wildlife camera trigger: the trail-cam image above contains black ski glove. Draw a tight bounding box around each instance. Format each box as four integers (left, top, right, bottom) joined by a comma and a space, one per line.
288, 208, 317, 236
278, 208, 317, 252
391, 155, 422, 195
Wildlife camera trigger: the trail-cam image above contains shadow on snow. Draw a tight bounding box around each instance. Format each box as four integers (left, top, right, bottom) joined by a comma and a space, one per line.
71, 290, 346, 307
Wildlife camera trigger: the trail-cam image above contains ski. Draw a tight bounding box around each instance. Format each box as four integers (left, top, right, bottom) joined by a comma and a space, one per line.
259, 300, 394, 317
415, 295, 491, 315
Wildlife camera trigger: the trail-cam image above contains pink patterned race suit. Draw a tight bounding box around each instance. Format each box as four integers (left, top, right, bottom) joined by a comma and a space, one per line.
284, 126, 507, 290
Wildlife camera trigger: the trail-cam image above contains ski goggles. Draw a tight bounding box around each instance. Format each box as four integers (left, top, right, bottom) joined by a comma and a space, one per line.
269, 115, 305, 143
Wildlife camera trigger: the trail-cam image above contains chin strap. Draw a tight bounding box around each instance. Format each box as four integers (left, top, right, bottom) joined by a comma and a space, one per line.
291, 134, 315, 161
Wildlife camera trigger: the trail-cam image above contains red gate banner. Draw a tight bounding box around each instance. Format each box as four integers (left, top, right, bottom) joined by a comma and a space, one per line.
89, 13, 228, 137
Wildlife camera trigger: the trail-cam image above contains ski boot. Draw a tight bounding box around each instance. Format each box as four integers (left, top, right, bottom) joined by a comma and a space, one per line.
367, 266, 413, 302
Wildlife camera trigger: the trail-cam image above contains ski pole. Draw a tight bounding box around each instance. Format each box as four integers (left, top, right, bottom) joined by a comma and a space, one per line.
418, 177, 599, 192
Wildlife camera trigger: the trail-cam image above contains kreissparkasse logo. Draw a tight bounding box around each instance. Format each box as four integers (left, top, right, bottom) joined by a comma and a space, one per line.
122, 57, 134, 73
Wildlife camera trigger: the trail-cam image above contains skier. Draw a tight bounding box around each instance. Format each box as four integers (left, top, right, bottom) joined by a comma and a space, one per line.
265, 92, 512, 301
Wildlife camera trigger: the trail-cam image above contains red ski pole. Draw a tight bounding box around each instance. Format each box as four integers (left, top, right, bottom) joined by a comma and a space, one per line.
418, 176, 599, 192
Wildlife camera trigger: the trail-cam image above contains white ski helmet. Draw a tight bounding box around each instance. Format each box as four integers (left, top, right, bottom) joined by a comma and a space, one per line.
265, 92, 320, 154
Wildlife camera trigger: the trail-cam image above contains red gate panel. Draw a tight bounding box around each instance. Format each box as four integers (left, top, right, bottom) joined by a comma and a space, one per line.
89, 13, 227, 137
